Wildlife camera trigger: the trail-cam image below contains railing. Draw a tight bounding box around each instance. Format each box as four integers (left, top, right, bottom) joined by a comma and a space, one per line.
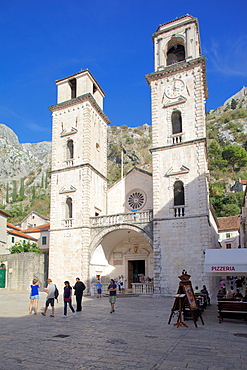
63, 218, 73, 228
131, 283, 154, 295
91, 210, 153, 227
168, 133, 183, 145
88, 283, 154, 295
64, 159, 74, 167
174, 206, 185, 217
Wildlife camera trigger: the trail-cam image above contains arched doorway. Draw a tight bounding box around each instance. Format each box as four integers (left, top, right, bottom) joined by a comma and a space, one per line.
89, 227, 153, 291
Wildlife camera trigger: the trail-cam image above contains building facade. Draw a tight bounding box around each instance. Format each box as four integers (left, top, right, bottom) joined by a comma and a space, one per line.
48, 15, 218, 294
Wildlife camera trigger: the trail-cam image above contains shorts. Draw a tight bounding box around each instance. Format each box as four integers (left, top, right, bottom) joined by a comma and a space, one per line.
30, 295, 39, 300
97, 288, 102, 294
109, 296, 116, 304
46, 298, 55, 307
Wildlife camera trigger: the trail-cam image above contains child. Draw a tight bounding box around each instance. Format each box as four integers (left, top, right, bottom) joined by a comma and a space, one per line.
96, 280, 102, 298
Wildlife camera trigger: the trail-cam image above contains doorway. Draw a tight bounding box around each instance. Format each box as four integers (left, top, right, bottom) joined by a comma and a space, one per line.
128, 260, 145, 288
0, 269, 6, 288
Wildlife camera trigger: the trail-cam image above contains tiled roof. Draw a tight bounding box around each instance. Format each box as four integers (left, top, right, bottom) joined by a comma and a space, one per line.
23, 223, 50, 233
217, 215, 240, 231
7, 229, 38, 241
240, 180, 247, 185
20, 211, 50, 224
7, 222, 22, 231
0, 209, 10, 217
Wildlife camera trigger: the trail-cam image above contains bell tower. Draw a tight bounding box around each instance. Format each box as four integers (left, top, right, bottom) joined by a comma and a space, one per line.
146, 15, 217, 294
48, 70, 110, 288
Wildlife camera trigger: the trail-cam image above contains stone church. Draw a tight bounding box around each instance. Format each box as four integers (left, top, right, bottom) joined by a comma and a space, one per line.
48, 14, 219, 295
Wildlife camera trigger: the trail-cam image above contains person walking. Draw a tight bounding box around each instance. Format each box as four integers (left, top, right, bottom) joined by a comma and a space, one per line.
61, 281, 76, 317
73, 277, 86, 312
42, 278, 56, 317
29, 278, 40, 315
108, 278, 117, 313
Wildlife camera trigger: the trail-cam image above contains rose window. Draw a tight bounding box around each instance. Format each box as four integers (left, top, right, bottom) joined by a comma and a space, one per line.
127, 191, 145, 210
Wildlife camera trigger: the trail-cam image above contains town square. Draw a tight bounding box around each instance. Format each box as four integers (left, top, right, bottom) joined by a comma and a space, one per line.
1, 1, 247, 369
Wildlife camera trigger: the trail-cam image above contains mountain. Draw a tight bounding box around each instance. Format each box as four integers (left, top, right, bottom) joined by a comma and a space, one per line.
1, 86, 247, 221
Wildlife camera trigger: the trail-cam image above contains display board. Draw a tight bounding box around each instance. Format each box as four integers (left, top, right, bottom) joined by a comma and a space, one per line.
168, 274, 204, 328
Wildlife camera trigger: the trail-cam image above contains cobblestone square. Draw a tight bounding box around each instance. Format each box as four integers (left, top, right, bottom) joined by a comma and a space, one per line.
0, 291, 246, 369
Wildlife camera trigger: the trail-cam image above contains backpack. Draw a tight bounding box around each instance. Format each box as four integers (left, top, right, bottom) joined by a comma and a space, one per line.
54, 284, 59, 302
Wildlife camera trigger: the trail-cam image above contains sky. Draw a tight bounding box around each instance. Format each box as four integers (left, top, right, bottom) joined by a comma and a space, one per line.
1, 0, 247, 143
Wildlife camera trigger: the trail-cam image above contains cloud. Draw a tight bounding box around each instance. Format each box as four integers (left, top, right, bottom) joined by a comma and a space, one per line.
0, 105, 48, 133
205, 35, 247, 77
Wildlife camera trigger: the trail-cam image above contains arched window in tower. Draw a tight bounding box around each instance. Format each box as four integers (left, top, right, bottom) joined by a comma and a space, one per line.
167, 37, 185, 66
67, 139, 74, 159
66, 197, 73, 219
174, 181, 185, 217
172, 110, 182, 135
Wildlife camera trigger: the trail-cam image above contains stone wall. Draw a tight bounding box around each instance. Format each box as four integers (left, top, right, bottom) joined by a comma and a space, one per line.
0, 252, 45, 291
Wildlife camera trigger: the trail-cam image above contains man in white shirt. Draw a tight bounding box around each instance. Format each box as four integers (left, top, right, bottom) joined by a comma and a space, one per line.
42, 278, 56, 317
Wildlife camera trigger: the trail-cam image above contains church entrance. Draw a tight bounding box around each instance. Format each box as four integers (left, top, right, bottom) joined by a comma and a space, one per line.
128, 260, 145, 289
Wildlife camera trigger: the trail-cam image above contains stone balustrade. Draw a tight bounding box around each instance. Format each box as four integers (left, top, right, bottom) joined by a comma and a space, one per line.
174, 206, 185, 217
131, 283, 154, 295
64, 159, 74, 167
90, 210, 153, 227
168, 133, 183, 145
63, 218, 73, 227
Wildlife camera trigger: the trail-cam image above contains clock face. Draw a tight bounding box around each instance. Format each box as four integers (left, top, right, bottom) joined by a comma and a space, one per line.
165, 79, 185, 99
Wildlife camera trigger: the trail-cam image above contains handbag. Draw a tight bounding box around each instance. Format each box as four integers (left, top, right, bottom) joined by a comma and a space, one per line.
64, 297, 70, 302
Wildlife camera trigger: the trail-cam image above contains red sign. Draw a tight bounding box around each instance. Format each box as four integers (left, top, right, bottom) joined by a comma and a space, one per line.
211, 266, 236, 271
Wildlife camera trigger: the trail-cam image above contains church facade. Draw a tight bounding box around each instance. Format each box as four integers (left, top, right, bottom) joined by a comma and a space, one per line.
48, 15, 219, 295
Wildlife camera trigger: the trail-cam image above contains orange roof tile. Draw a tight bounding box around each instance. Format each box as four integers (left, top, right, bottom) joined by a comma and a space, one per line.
23, 223, 50, 233
7, 222, 22, 231
217, 215, 240, 231
7, 229, 38, 241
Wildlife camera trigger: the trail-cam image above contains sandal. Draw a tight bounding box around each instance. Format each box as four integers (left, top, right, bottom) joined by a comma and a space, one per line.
50, 315, 54, 317
41, 312, 46, 316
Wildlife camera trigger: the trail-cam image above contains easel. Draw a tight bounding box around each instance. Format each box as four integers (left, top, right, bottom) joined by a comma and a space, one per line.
172, 294, 188, 327
168, 273, 204, 328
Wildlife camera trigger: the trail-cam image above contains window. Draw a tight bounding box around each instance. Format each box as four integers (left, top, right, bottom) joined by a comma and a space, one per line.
42, 236, 47, 245
226, 233, 231, 238
174, 181, 185, 206
66, 197, 73, 219
226, 243, 231, 249
67, 140, 74, 159
69, 78, 76, 99
172, 110, 182, 135
167, 44, 185, 66
11, 237, 14, 243
126, 189, 146, 211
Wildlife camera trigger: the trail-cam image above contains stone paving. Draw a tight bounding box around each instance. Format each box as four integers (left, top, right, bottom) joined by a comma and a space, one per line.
0, 290, 246, 370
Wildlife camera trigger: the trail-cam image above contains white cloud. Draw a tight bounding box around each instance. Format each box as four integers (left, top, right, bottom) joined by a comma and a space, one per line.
205, 35, 247, 77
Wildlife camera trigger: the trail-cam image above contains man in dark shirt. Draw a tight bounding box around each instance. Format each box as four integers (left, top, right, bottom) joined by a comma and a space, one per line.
108, 278, 117, 313
73, 277, 86, 312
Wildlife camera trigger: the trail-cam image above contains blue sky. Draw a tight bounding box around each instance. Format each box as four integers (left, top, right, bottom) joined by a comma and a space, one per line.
1, 0, 247, 143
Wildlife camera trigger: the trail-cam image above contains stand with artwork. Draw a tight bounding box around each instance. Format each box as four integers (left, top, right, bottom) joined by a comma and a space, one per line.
168, 272, 204, 328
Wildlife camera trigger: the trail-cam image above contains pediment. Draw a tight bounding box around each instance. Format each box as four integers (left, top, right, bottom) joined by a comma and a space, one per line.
59, 185, 77, 194
163, 95, 187, 108
165, 165, 190, 177
60, 127, 78, 137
